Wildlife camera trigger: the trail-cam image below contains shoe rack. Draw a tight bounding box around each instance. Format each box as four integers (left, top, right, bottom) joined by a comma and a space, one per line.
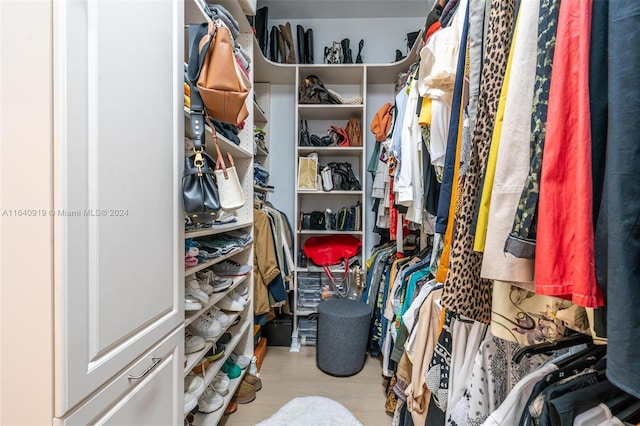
184, 0, 257, 424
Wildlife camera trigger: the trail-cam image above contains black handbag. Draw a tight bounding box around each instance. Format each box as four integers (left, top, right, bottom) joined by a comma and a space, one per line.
299, 120, 311, 146
182, 147, 221, 214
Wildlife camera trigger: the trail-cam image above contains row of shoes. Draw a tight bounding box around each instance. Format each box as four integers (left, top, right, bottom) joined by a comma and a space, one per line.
184, 354, 261, 418
324, 38, 364, 64
188, 296, 247, 340
184, 266, 250, 313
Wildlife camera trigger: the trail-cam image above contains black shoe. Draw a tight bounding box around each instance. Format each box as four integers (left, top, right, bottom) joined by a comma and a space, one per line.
395, 49, 405, 62
305, 28, 314, 64
355, 39, 364, 63
341, 38, 353, 64
269, 25, 280, 62
297, 25, 306, 63
255, 6, 269, 57
407, 31, 420, 52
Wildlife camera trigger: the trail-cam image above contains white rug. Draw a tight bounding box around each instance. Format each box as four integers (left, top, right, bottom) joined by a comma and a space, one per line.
256, 396, 363, 426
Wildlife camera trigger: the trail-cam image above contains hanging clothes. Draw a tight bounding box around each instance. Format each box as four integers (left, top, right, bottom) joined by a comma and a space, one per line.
534, 0, 604, 308
441, 0, 515, 324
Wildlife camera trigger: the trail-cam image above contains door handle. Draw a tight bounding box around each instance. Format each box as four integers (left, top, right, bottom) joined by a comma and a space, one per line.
128, 356, 162, 380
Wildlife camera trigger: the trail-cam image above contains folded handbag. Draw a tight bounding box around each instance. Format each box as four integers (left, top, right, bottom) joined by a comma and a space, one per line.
345, 117, 362, 147
212, 128, 245, 211
298, 155, 318, 190
321, 165, 333, 191
328, 126, 349, 147
299, 120, 311, 146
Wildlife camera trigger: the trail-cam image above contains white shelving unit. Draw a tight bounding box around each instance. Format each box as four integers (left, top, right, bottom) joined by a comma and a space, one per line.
254, 82, 272, 199
183, 0, 256, 421
291, 65, 367, 351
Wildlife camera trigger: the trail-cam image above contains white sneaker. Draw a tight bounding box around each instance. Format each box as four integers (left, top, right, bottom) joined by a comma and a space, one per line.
185, 331, 205, 354
184, 375, 205, 396
229, 289, 248, 305
186, 277, 209, 305
184, 390, 198, 414
229, 352, 251, 369
187, 273, 214, 295
206, 306, 231, 327
189, 313, 222, 339
185, 296, 202, 311
198, 385, 224, 413
217, 295, 244, 312
212, 372, 230, 395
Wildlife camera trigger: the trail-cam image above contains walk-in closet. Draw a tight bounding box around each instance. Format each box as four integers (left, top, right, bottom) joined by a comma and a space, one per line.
2, 0, 640, 425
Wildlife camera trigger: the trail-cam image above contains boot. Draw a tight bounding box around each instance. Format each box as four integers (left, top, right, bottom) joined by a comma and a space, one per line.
296, 25, 306, 64
278, 22, 296, 64
341, 38, 353, 64
278, 29, 286, 64
355, 39, 364, 63
255, 7, 268, 57
305, 29, 314, 63
407, 31, 420, 52
269, 26, 280, 62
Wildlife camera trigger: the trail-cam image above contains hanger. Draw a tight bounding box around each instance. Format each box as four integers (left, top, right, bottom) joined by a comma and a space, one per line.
512, 333, 593, 363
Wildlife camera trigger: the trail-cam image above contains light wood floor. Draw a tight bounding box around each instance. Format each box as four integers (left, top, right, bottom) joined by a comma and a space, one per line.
219, 346, 390, 425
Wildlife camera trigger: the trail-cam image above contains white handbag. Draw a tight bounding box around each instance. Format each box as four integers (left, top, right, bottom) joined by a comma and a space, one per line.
321, 165, 333, 192
213, 131, 245, 211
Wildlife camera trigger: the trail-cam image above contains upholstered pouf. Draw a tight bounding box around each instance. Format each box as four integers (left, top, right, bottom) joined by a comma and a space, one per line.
316, 298, 372, 376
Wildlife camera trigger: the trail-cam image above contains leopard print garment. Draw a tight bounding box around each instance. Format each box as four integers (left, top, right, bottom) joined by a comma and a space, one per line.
441, 0, 516, 324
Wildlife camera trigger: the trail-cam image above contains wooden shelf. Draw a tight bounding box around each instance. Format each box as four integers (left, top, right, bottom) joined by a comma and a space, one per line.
185, 220, 252, 239
298, 104, 363, 120
184, 275, 250, 327
185, 245, 252, 276
297, 146, 363, 156
184, 107, 253, 159
298, 230, 362, 235
254, 100, 267, 123
255, 145, 269, 157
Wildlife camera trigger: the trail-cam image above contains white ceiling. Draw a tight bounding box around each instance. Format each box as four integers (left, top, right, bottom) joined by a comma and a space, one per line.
257, 0, 435, 20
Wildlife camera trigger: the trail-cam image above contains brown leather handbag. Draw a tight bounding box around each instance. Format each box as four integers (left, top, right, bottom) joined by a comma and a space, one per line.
345, 117, 362, 147
193, 20, 249, 125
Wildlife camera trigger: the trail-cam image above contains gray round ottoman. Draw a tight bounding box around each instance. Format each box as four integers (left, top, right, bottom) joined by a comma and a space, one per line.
316, 298, 372, 376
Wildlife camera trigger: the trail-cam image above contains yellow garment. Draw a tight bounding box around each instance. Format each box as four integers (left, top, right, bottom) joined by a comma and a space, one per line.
184, 94, 190, 108
473, 14, 520, 252
253, 209, 281, 315
418, 97, 433, 127
184, 82, 190, 96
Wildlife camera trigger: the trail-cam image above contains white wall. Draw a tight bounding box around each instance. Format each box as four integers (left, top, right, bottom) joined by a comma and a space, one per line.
0, 1, 54, 424
268, 17, 424, 64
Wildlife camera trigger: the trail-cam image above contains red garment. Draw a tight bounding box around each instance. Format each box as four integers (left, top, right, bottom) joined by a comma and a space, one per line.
389, 177, 398, 241
426, 21, 442, 43
535, 0, 603, 307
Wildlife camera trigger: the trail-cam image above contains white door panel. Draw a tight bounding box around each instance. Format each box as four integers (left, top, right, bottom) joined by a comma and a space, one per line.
54, 0, 184, 415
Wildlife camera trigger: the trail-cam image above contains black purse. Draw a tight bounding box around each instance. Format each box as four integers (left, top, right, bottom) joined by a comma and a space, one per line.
299, 120, 311, 146
183, 147, 221, 214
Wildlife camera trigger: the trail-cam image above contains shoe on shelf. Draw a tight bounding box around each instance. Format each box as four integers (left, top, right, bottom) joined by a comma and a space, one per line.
229, 289, 248, 306
198, 385, 224, 413
189, 314, 222, 339
221, 359, 242, 379
231, 316, 241, 327
197, 270, 233, 292
185, 331, 205, 354
204, 343, 225, 362
191, 358, 209, 375
233, 381, 257, 404
218, 332, 232, 345
207, 306, 232, 327
235, 284, 249, 297
243, 373, 262, 391
211, 260, 252, 277
184, 390, 198, 414
186, 277, 209, 305
230, 352, 251, 370
187, 274, 214, 295
224, 400, 238, 415
184, 412, 195, 426
184, 375, 205, 396
185, 296, 202, 312
212, 372, 230, 395
218, 295, 245, 312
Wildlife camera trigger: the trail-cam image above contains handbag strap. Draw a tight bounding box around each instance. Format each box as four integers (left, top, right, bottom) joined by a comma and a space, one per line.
187, 23, 215, 151
322, 258, 350, 298
206, 118, 229, 179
